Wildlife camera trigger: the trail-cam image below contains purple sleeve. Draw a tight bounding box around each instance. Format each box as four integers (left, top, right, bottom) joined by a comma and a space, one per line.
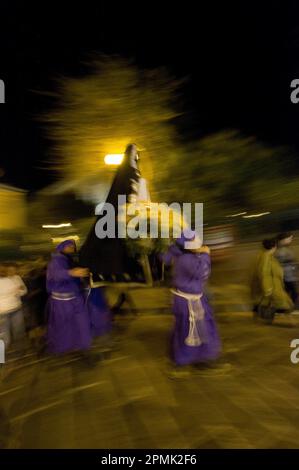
159, 245, 181, 266
199, 253, 211, 282
186, 253, 211, 282
47, 256, 72, 283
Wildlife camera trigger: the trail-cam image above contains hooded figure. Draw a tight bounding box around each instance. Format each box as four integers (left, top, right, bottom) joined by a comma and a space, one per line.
46, 240, 91, 354
79, 144, 144, 282
161, 230, 221, 366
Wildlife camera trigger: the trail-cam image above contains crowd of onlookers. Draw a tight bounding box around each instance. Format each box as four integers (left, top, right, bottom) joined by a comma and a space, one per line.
251, 232, 299, 322
0, 257, 47, 352
0, 231, 298, 355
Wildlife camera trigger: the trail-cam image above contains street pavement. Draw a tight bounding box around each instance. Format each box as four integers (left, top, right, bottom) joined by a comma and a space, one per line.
1, 282, 299, 448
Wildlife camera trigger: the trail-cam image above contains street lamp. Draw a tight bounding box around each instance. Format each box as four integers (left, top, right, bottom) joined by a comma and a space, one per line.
104, 154, 124, 165
42, 223, 72, 228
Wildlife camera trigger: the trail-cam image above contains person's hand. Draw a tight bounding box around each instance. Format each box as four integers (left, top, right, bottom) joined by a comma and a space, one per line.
199, 245, 210, 255
69, 267, 89, 278
190, 245, 210, 255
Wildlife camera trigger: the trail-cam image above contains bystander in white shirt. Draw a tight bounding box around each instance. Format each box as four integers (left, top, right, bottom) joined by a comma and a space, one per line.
0, 275, 27, 315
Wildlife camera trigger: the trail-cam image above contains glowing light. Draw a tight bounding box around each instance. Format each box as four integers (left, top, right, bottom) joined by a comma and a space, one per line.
51, 235, 79, 243
226, 212, 247, 218
42, 223, 72, 228
104, 154, 124, 165
242, 212, 270, 219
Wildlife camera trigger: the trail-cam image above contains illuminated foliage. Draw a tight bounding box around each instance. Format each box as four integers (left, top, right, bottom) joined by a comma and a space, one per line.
44, 56, 181, 194
44, 58, 299, 220
157, 130, 299, 217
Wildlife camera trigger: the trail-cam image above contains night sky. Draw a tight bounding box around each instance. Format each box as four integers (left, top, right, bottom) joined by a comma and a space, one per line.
0, 1, 298, 191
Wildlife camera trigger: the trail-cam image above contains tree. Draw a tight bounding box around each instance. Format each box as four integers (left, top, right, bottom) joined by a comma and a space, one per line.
157, 130, 299, 219
44, 58, 299, 222
43, 56, 182, 197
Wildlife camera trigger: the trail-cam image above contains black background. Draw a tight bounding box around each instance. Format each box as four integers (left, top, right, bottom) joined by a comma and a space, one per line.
0, 1, 298, 191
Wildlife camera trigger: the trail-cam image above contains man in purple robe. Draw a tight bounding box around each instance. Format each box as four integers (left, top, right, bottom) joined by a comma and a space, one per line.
46, 240, 92, 354
161, 230, 221, 370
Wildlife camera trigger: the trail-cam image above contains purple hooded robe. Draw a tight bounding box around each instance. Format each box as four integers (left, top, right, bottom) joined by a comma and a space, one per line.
46, 240, 91, 354
161, 231, 221, 365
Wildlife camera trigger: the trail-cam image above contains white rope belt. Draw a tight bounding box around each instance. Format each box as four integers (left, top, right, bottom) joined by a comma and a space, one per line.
171, 289, 207, 346
51, 292, 77, 301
